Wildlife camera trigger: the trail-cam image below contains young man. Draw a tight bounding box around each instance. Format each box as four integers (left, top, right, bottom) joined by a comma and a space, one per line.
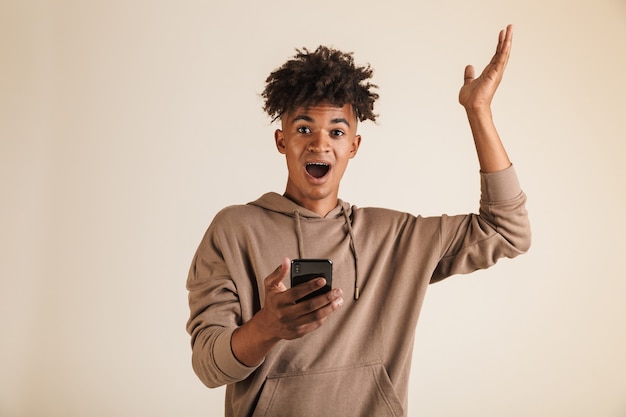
187, 25, 530, 417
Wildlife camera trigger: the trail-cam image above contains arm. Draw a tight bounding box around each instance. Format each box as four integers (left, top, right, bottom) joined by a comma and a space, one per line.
187, 215, 343, 387
459, 24, 514, 173
429, 26, 530, 282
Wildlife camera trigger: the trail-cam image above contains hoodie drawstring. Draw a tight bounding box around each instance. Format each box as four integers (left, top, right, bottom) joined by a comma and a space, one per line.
292, 206, 360, 301
342, 206, 360, 300
293, 210, 304, 259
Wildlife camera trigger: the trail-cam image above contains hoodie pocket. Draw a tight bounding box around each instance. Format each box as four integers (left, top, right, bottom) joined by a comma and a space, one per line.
251, 362, 404, 417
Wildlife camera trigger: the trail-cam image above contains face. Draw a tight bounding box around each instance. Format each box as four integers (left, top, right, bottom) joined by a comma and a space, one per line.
275, 102, 361, 216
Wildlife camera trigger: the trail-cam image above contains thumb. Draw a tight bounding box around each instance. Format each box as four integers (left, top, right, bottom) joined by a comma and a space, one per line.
265, 257, 290, 291
463, 65, 475, 85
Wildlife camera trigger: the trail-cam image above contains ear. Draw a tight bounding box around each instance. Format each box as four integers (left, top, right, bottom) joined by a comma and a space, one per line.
274, 129, 286, 154
349, 135, 362, 159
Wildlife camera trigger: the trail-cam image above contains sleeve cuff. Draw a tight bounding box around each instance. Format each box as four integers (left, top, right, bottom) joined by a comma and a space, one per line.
480, 164, 523, 203
213, 328, 262, 381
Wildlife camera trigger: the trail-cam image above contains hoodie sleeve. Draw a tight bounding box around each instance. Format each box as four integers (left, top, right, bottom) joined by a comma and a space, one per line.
186, 214, 260, 388
431, 164, 531, 282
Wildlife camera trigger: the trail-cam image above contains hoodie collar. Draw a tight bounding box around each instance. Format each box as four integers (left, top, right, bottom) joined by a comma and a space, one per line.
248, 192, 350, 220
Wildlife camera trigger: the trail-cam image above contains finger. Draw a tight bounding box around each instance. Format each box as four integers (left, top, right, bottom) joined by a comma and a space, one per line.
265, 257, 290, 290
278, 288, 344, 339
291, 288, 344, 326
463, 65, 475, 85
497, 29, 505, 52
497, 24, 513, 61
300, 289, 344, 321
488, 26, 513, 76
291, 277, 328, 303
501, 24, 513, 56
505, 24, 514, 45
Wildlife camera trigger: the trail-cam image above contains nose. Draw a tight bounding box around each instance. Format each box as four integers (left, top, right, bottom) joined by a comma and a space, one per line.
307, 130, 330, 153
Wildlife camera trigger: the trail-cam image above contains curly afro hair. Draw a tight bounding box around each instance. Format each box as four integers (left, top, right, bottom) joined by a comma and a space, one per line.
262, 46, 379, 123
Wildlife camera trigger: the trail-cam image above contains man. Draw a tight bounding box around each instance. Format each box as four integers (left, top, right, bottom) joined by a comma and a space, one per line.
187, 24, 530, 417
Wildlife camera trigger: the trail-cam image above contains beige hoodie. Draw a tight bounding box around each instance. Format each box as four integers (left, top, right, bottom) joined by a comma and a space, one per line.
187, 165, 530, 417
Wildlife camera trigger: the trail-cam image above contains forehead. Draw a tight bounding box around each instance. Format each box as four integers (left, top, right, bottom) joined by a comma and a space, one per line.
283, 102, 356, 124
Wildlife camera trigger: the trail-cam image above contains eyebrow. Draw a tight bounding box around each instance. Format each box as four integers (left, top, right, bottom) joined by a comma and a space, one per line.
292, 115, 351, 127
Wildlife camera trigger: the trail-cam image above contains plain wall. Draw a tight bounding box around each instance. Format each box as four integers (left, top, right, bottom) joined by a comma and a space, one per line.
1, 1, 625, 416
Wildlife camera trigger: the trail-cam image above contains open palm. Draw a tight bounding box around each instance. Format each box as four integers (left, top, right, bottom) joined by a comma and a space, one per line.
459, 25, 513, 110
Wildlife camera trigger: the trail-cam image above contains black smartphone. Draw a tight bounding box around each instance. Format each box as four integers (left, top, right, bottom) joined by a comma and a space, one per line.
290, 259, 333, 303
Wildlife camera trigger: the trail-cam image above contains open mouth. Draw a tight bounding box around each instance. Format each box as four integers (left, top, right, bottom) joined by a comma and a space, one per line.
306, 162, 330, 179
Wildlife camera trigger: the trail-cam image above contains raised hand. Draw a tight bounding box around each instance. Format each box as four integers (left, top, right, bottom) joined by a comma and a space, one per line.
459, 24, 513, 111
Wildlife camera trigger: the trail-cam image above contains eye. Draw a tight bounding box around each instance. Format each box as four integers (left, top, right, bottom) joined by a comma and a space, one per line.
331, 129, 345, 137
297, 126, 311, 134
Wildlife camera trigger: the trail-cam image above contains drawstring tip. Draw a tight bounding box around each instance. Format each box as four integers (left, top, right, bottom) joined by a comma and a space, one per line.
354, 287, 360, 300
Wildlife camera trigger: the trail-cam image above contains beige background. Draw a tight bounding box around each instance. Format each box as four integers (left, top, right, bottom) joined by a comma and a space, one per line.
2, 1, 625, 416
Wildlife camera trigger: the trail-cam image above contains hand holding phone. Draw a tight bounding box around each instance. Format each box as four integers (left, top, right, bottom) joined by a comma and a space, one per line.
290, 259, 333, 303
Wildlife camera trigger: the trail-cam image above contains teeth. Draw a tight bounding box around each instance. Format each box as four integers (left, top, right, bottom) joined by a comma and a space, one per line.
307, 162, 329, 167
